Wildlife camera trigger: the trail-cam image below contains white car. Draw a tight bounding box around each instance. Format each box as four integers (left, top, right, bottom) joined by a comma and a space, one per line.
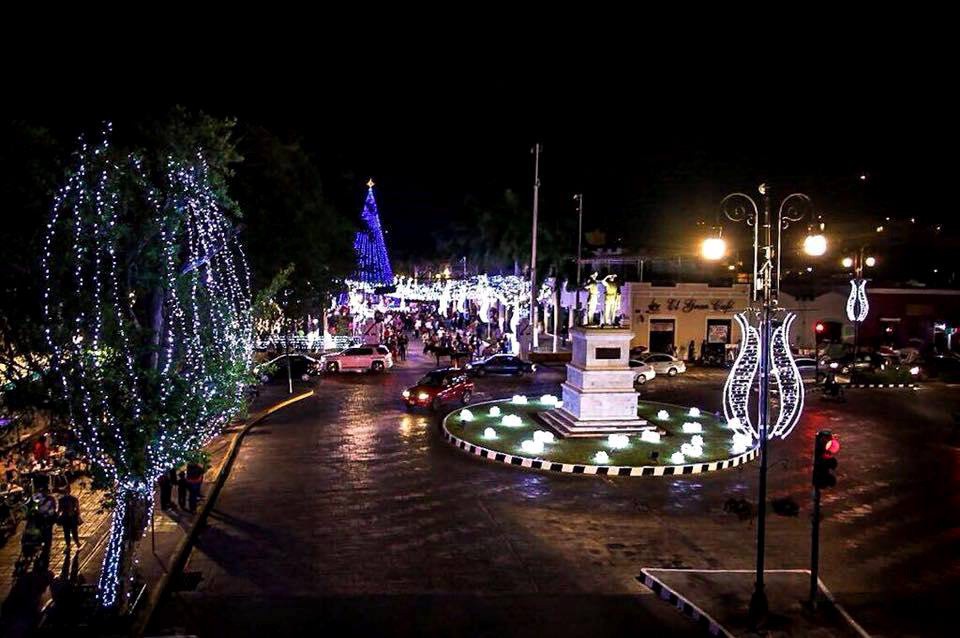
628, 359, 656, 385
322, 345, 394, 373
642, 353, 686, 377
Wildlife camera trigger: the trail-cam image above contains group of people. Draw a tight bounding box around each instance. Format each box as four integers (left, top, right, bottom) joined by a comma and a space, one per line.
157, 462, 206, 513
23, 484, 82, 556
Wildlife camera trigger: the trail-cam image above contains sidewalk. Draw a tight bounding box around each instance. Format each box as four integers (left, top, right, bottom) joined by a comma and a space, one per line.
0, 382, 312, 637
639, 568, 869, 637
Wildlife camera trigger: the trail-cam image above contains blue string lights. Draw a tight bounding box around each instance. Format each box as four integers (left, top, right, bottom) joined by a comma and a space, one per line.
42, 127, 252, 608
352, 179, 394, 286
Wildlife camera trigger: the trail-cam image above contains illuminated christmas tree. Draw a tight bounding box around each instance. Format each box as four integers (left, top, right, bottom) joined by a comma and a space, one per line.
352, 178, 394, 286
43, 125, 251, 608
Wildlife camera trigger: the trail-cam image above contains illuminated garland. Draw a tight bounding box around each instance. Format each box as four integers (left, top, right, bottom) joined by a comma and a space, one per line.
42, 128, 251, 607
769, 312, 804, 439
722, 310, 805, 441
846, 278, 869, 322
723, 312, 760, 439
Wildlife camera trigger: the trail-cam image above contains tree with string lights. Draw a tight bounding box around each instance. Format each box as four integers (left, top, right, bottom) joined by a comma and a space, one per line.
42, 122, 252, 609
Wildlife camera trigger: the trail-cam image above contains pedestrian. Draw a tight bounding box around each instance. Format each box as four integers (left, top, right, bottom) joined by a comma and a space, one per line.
158, 470, 173, 510
37, 486, 58, 552
58, 485, 82, 551
688, 340, 695, 363
185, 462, 204, 513
398, 334, 408, 361
33, 435, 49, 463
176, 470, 188, 509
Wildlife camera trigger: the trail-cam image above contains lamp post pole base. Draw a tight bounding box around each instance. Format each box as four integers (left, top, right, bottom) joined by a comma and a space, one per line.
748, 583, 769, 627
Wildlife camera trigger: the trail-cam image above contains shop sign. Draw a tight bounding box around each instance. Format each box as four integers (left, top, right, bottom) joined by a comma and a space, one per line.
646, 299, 737, 314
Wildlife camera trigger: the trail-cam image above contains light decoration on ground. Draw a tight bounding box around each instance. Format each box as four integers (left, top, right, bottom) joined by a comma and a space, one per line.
640, 430, 661, 443
351, 180, 394, 286
690, 435, 704, 447
521, 439, 545, 455
483, 427, 497, 440
607, 433, 630, 449
459, 409, 475, 422
540, 394, 559, 405
722, 310, 805, 442
42, 127, 251, 607
593, 450, 610, 464
682, 422, 703, 434
533, 430, 555, 444
500, 414, 523, 427
511, 395, 528, 404
681, 442, 703, 458
657, 410, 670, 420
488, 405, 502, 418
731, 432, 751, 454
670, 452, 686, 465
846, 279, 869, 322
688, 407, 701, 418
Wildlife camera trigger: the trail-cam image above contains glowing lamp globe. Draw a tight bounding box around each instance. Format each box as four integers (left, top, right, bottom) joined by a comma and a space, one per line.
488, 405, 502, 418
459, 409, 474, 422
682, 422, 703, 434
670, 452, 686, 465
640, 430, 661, 444
657, 409, 670, 421
865, 256, 876, 267
521, 439, 544, 455
688, 407, 701, 418
701, 237, 727, 261
593, 451, 610, 464
483, 427, 497, 440
511, 395, 528, 405
841, 257, 854, 268
803, 233, 827, 257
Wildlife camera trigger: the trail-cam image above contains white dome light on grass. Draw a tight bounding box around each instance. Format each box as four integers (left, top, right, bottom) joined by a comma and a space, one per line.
500, 414, 523, 427
533, 430, 555, 444
731, 432, 751, 454
681, 442, 703, 458
459, 409, 475, 422
726, 417, 742, 431
556, 401, 564, 408
488, 405, 502, 418
688, 407, 701, 418
607, 433, 630, 449
682, 422, 703, 434
483, 427, 497, 440
521, 439, 544, 455
657, 410, 670, 420
511, 395, 528, 405
593, 450, 610, 464
540, 394, 559, 405
690, 435, 704, 447
640, 430, 661, 443
670, 452, 686, 465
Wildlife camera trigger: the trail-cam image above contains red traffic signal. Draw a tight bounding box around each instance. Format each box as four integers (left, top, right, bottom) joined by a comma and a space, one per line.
813, 430, 840, 489
815, 322, 826, 333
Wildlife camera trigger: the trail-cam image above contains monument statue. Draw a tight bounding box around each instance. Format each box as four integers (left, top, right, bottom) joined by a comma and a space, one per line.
584, 272, 600, 325
601, 274, 621, 326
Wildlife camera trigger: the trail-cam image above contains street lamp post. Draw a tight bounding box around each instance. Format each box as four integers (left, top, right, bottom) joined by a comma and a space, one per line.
703, 184, 818, 625
843, 249, 874, 376
530, 144, 542, 352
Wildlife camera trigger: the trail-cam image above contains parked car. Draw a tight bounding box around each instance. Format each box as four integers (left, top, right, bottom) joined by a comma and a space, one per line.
793, 357, 819, 381
321, 345, 394, 373
628, 359, 656, 385
641, 353, 687, 376
821, 352, 883, 376
917, 354, 960, 380
402, 368, 475, 411
464, 354, 536, 377
254, 354, 322, 382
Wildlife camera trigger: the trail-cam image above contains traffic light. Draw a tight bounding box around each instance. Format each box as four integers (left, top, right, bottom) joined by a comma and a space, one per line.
814, 321, 826, 340
813, 430, 840, 489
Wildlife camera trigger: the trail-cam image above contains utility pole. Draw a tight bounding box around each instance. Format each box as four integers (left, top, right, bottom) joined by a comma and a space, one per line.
530, 143, 541, 352
574, 193, 583, 327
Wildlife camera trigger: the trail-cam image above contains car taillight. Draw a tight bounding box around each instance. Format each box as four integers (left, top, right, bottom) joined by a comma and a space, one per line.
418, 392, 430, 401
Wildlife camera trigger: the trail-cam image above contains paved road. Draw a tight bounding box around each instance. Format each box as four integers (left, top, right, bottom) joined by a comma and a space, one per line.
151, 348, 960, 637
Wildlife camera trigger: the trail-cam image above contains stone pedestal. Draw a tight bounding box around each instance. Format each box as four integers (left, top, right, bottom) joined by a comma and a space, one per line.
539, 327, 648, 437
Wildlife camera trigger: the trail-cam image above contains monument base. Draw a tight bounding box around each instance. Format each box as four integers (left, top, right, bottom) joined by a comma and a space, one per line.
539, 407, 651, 438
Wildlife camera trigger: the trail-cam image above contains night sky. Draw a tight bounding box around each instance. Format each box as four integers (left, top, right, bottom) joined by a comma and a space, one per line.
5, 52, 949, 269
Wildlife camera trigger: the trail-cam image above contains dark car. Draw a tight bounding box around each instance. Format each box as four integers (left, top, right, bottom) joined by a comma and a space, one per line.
920, 354, 960, 380
254, 354, 321, 382
402, 369, 475, 411
464, 354, 536, 377
821, 352, 883, 376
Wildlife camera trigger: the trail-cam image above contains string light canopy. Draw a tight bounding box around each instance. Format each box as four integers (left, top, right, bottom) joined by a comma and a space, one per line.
42, 126, 252, 608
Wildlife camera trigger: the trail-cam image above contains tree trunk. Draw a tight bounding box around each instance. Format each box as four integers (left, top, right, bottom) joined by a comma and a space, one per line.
98, 488, 151, 611
148, 286, 165, 372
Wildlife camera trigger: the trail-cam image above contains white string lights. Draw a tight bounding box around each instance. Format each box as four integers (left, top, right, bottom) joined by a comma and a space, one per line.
722, 310, 804, 441
846, 279, 869, 322
42, 127, 251, 607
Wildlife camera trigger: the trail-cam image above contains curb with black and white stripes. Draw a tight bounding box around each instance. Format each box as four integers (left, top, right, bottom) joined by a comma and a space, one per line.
637, 570, 731, 637
845, 382, 919, 389
441, 423, 759, 477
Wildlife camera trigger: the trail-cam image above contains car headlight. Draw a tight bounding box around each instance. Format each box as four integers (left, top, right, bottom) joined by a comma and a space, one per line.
829, 362, 839, 369
417, 392, 430, 401
531, 364, 537, 372
465, 363, 472, 369
910, 366, 920, 375
402, 390, 411, 398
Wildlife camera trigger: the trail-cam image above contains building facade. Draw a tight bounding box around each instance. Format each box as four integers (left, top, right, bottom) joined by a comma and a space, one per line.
621, 282, 751, 355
